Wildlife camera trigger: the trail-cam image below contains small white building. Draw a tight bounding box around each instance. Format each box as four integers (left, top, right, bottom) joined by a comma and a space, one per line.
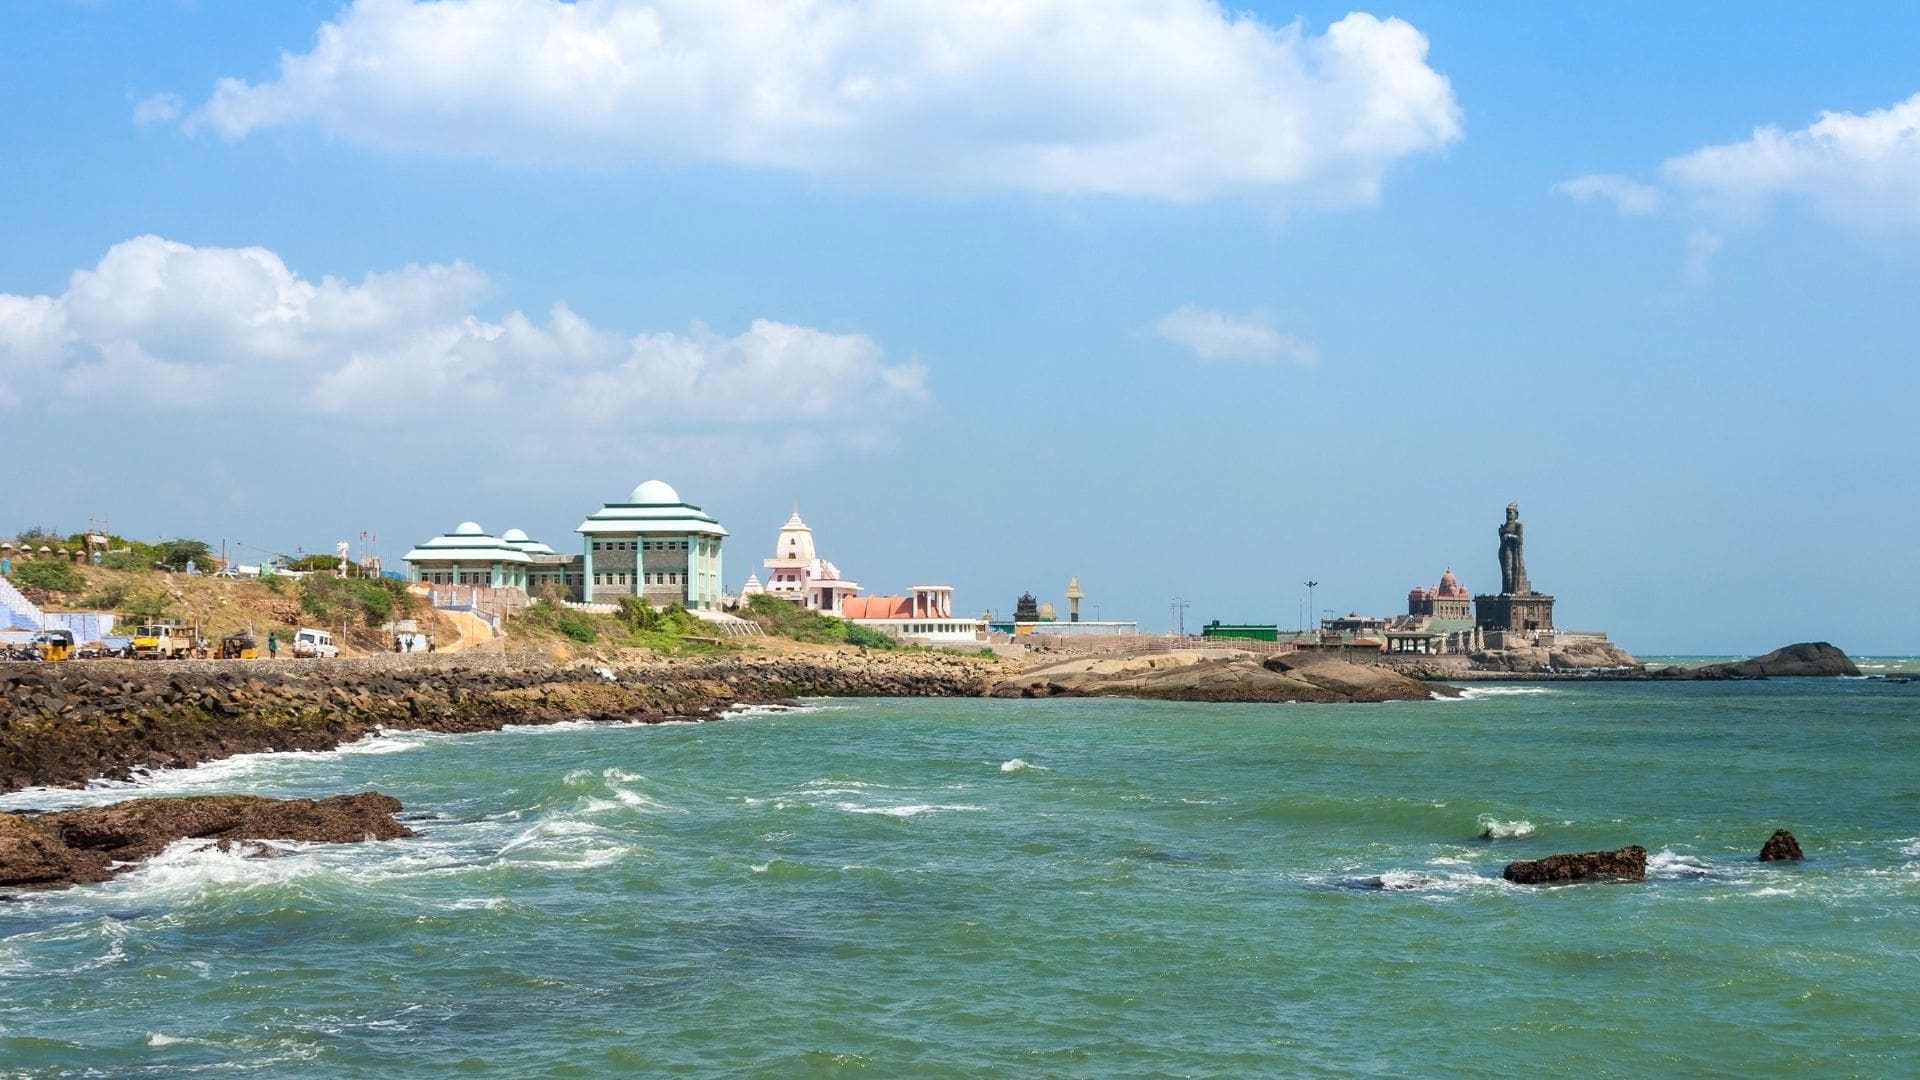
841, 587, 985, 644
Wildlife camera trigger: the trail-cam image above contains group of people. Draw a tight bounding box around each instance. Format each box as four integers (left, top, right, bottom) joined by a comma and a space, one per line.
393, 634, 435, 654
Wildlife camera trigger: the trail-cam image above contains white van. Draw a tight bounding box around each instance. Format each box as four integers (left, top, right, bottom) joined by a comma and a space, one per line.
292, 627, 340, 658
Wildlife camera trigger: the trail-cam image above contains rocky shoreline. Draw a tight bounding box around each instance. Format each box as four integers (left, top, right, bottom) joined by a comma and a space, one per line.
0, 651, 995, 795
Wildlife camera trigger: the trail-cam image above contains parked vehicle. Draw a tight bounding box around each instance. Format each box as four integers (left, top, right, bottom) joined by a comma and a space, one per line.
32, 628, 75, 662
219, 631, 260, 660
292, 627, 339, 658
132, 621, 204, 660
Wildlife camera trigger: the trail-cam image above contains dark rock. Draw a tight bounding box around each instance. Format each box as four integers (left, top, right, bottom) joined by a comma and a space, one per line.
1656, 642, 1859, 679
1758, 829, 1804, 861
1502, 845, 1647, 885
0, 792, 413, 890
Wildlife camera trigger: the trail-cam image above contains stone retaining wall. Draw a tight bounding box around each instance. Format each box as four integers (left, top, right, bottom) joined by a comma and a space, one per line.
0, 652, 996, 793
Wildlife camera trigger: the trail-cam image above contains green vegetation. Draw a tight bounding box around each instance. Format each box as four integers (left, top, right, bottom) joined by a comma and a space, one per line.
152, 540, 214, 572
77, 581, 131, 610
507, 594, 736, 655
741, 593, 900, 650
299, 575, 413, 627
513, 598, 601, 643
123, 589, 177, 623
7, 559, 87, 595
99, 550, 146, 571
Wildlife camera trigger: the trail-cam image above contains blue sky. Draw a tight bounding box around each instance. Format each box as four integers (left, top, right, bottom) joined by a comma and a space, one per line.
3, 0, 1917, 654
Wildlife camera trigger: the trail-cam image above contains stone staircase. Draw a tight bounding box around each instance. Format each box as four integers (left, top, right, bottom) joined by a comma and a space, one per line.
0, 575, 45, 629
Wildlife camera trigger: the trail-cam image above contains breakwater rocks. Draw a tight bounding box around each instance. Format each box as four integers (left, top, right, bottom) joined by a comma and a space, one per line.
0, 652, 996, 793
0, 792, 411, 890
1758, 829, 1804, 861
988, 651, 1451, 703
1502, 846, 1648, 885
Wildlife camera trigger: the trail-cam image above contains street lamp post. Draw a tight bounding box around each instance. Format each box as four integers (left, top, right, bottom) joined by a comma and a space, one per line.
1170, 598, 1190, 637
1303, 580, 1318, 638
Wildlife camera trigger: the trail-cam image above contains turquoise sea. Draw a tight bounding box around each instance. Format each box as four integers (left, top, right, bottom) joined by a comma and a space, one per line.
2, 676, 1917, 1078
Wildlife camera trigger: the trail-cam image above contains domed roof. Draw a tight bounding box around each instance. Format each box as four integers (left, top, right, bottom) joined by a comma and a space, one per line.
501, 528, 531, 543
1440, 569, 1458, 588
629, 480, 681, 505
454, 521, 486, 536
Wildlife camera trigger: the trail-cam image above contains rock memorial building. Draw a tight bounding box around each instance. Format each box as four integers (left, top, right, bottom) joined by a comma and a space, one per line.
402, 479, 728, 611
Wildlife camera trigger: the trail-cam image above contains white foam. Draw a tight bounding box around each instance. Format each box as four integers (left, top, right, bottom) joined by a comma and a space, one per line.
1477, 816, 1536, 839
1000, 758, 1047, 773
1896, 838, 1920, 858
1647, 848, 1714, 878
836, 803, 984, 818
1455, 686, 1557, 699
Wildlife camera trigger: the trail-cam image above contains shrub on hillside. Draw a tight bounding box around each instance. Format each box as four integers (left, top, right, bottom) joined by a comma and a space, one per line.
300, 575, 412, 627
123, 589, 177, 622
741, 593, 897, 649
8, 559, 86, 595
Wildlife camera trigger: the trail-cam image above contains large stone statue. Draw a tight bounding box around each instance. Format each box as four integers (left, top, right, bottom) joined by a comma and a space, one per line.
1498, 502, 1530, 595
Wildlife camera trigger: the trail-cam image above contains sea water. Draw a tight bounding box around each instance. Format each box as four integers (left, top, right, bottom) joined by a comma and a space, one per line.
2, 679, 1916, 1077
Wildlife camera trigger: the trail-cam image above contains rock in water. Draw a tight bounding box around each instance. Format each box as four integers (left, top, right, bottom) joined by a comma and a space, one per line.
1758, 829, 1804, 861
0, 793, 414, 891
1657, 642, 1860, 679
1502, 846, 1647, 885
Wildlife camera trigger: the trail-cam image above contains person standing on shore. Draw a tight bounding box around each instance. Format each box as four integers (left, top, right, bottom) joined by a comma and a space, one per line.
267, 633, 278, 659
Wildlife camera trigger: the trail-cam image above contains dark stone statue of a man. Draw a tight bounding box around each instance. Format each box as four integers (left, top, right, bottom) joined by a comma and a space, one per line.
1499, 502, 1530, 595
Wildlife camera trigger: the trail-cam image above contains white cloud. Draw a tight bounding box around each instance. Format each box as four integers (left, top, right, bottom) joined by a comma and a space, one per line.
0, 236, 925, 435
1154, 305, 1316, 365
1559, 92, 1920, 233
1660, 92, 1920, 227
131, 93, 185, 127
1553, 172, 1661, 216
1683, 229, 1722, 285
177, 0, 1461, 204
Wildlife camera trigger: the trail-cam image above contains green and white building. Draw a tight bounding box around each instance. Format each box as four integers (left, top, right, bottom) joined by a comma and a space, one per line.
403, 479, 727, 611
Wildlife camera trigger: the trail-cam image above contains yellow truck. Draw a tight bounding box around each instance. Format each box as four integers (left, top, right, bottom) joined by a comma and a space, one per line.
132, 621, 204, 660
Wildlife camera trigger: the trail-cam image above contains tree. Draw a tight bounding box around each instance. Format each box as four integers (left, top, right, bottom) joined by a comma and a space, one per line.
123, 589, 177, 622
153, 539, 214, 572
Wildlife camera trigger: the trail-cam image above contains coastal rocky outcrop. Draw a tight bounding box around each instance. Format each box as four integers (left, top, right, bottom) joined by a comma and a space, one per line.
1758, 829, 1804, 861
0, 651, 996, 794
0, 792, 411, 890
987, 651, 1453, 703
1501, 845, 1647, 885
1652, 642, 1859, 679
1467, 636, 1642, 675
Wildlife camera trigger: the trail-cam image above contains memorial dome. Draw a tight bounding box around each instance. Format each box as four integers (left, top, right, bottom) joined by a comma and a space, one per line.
630, 480, 681, 505
502, 528, 531, 543
454, 521, 486, 536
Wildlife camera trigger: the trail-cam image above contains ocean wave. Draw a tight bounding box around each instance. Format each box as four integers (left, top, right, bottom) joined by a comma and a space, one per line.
1000, 758, 1047, 774
1476, 816, 1536, 840
1454, 686, 1558, 699
1647, 848, 1714, 878
1896, 838, 1920, 859
835, 803, 984, 818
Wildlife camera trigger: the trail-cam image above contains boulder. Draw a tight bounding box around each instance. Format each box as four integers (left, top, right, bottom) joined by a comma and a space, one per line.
1, 792, 414, 891
1656, 642, 1859, 679
1758, 829, 1804, 861
1502, 845, 1647, 885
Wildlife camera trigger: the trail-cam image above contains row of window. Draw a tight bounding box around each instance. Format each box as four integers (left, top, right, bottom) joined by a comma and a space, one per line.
592, 539, 703, 553
594, 572, 696, 586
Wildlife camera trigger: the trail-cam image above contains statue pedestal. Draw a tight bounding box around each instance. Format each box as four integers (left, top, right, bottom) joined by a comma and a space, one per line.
1474, 592, 1556, 633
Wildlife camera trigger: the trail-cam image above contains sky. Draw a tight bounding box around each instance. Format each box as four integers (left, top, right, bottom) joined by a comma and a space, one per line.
3, 0, 1917, 655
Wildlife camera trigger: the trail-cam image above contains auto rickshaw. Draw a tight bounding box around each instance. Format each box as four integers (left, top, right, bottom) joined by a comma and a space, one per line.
32, 628, 75, 662
219, 631, 260, 660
